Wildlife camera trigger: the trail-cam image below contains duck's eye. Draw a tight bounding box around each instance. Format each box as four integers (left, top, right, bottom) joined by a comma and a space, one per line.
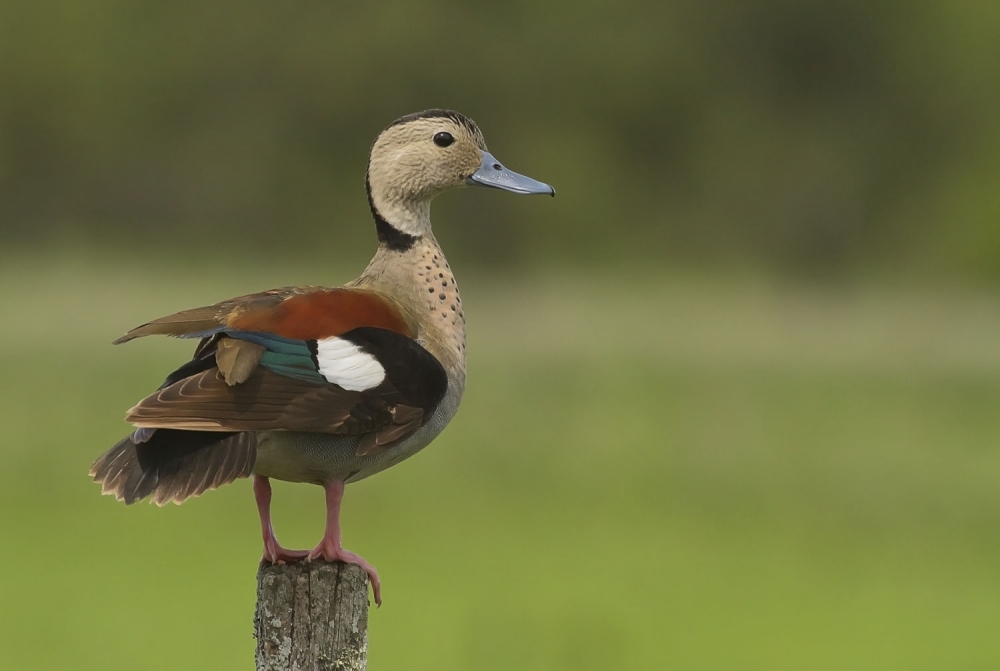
433, 132, 455, 148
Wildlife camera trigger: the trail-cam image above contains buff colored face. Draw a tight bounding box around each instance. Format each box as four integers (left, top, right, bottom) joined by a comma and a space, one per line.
368, 115, 554, 201
368, 117, 487, 201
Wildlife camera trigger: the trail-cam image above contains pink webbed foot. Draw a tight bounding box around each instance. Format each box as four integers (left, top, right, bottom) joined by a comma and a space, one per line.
306, 479, 383, 606
262, 538, 310, 565
255, 474, 310, 565
307, 539, 382, 606
255, 475, 381, 605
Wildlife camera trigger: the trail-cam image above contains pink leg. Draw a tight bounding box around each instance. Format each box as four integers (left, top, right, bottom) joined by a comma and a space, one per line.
254, 475, 309, 564
307, 479, 382, 606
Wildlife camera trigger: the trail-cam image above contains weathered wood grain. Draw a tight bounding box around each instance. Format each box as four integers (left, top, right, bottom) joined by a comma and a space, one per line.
254, 561, 370, 670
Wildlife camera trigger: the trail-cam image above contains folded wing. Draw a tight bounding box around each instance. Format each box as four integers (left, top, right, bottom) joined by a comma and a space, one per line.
117, 288, 447, 455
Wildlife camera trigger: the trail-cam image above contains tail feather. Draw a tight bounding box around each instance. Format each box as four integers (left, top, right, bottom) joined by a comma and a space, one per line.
90, 429, 256, 506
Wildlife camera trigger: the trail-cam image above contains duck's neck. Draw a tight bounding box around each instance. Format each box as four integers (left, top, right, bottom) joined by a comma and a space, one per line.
366, 175, 431, 252
355, 231, 467, 381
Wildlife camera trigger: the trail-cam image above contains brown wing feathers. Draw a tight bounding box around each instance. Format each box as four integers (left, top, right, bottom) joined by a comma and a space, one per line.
95, 288, 443, 504
215, 338, 264, 385
90, 430, 256, 506
112, 290, 288, 344
125, 366, 416, 437
228, 290, 413, 339
113, 288, 413, 344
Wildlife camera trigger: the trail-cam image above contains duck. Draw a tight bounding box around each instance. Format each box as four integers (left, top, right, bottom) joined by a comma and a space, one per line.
89, 109, 554, 606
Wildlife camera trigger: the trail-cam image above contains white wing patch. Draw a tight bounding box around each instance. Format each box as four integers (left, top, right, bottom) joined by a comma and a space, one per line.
315, 337, 386, 391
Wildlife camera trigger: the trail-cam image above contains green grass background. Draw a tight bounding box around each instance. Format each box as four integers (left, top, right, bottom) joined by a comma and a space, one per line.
2, 253, 1000, 669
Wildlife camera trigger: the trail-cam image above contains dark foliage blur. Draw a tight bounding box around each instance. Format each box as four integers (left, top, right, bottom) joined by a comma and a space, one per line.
2, 1, 998, 277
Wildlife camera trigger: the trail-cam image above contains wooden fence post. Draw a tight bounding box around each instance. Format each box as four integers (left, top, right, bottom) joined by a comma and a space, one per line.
254, 561, 370, 670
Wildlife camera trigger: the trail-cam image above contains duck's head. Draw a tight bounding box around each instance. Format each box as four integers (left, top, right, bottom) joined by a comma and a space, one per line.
367, 109, 554, 246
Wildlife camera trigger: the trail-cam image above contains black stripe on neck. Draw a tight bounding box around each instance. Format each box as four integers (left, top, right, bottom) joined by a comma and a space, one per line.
366, 173, 419, 253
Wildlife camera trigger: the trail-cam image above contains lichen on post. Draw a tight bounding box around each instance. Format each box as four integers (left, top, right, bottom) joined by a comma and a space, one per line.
254, 561, 370, 671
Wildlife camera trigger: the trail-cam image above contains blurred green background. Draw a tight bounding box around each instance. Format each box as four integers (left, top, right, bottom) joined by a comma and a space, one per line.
3, 1, 1000, 669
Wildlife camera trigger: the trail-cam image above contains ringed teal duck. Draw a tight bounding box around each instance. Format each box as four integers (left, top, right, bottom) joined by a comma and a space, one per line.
90, 109, 554, 605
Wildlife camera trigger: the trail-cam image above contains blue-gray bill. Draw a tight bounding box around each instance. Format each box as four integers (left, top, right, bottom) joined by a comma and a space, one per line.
467, 151, 556, 196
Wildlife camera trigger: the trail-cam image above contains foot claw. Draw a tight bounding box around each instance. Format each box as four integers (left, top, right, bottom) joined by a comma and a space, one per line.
307, 541, 382, 606
262, 542, 310, 565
